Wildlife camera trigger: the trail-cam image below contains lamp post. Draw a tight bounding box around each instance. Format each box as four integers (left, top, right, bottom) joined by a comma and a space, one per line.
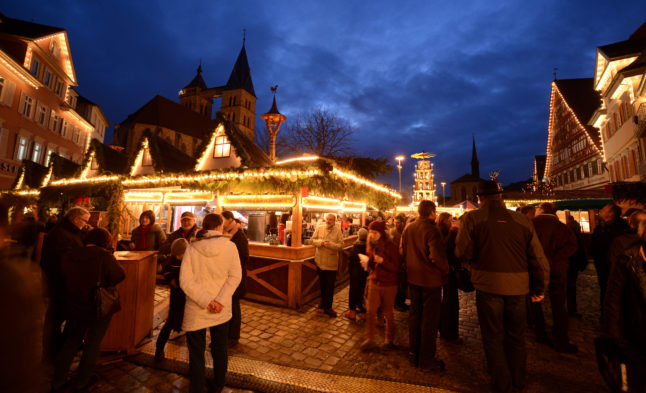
395, 155, 404, 194
440, 182, 446, 206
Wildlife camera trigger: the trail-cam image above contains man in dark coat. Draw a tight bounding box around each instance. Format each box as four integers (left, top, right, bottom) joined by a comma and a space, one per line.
437, 212, 462, 343
40, 206, 90, 362
390, 213, 409, 311
592, 204, 629, 308
401, 200, 449, 371
160, 211, 200, 256
344, 228, 368, 320
222, 211, 249, 347
456, 181, 549, 393
565, 215, 588, 317
531, 203, 578, 353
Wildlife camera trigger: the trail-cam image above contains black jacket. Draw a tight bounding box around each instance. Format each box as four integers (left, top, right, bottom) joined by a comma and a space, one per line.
591, 218, 630, 266
61, 246, 125, 323
40, 218, 86, 296
160, 225, 199, 256
162, 255, 186, 330
229, 229, 249, 298
348, 242, 368, 279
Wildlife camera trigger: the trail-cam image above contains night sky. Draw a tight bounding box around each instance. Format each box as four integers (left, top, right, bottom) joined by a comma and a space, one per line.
4, 1, 646, 195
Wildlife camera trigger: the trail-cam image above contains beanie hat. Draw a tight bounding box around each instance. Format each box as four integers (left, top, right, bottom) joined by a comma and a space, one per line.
171, 238, 189, 256
368, 220, 387, 236
356, 227, 368, 244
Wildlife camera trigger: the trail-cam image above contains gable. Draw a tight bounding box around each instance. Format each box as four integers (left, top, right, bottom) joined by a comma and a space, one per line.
195, 124, 242, 171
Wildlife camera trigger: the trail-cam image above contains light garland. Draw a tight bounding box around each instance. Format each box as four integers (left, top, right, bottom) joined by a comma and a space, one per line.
0, 51, 40, 89
164, 191, 213, 203
122, 168, 321, 186
79, 151, 94, 179
275, 155, 319, 165
219, 194, 295, 210
123, 191, 163, 203
130, 139, 148, 176
341, 201, 366, 213
40, 165, 53, 188
13, 170, 25, 190
303, 196, 343, 211
332, 168, 401, 199
194, 125, 222, 171
50, 175, 119, 186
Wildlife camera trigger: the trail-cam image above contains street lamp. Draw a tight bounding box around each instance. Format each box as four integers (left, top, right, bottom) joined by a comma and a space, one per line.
440, 182, 446, 206
395, 156, 405, 194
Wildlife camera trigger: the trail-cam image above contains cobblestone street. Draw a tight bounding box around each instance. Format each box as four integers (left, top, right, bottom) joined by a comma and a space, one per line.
129, 266, 607, 392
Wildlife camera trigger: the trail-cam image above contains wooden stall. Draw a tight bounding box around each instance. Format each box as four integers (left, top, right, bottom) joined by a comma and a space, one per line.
101, 251, 157, 353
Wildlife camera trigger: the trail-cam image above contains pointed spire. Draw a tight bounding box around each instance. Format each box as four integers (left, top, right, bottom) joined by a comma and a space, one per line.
183, 62, 207, 90
225, 44, 256, 97
471, 135, 480, 178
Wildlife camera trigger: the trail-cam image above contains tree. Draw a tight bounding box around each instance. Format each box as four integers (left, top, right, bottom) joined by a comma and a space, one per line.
281, 109, 354, 157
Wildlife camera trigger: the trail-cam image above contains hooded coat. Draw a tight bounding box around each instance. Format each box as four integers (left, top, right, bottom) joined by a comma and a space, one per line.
179, 231, 241, 332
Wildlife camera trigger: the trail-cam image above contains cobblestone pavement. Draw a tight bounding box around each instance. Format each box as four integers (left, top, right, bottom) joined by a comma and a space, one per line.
137, 266, 607, 393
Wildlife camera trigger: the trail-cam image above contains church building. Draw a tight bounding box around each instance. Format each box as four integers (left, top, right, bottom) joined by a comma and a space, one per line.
450, 137, 486, 202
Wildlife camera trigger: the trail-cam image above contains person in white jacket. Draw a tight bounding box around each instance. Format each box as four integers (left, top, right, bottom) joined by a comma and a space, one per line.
180, 213, 241, 393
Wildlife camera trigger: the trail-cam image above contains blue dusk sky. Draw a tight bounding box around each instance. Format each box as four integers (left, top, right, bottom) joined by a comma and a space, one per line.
4, 1, 646, 194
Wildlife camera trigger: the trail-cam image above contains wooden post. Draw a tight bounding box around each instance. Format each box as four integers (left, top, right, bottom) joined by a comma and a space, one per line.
291, 188, 303, 247
589, 209, 598, 232
287, 262, 302, 308
361, 212, 366, 227
215, 193, 222, 214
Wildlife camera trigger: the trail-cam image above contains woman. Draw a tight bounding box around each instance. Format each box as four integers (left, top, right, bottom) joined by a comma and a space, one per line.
344, 227, 368, 320
52, 228, 125, 391
361, 220, 400, 351
437, 212, 462, 343
130, 210, 166, 251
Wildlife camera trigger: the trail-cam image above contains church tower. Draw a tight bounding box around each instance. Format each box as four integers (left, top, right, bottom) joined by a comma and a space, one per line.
219, 42, 257, 140
471, 135, 480, 178
179, 64, 213, 118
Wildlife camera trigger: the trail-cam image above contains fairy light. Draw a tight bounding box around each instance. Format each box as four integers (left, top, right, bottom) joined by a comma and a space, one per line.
130, 139, 148, 176
13, 170, 25, 190
219, 194, 295, 209
332, 168, 401, 199
50, 175, 119, 186
303, 196, 343, 211
195, 125, 222, 171
276, 155, 319, 165
79, 151, 94, 179
164, 191, 214, 203
40, 165, 53, 188
341, 201, 366, 213
0, 51, 40, 89
124, 191, 163, 203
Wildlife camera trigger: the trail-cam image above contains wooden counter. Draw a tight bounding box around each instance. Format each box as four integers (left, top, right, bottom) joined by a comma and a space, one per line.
101, 251, 157, 353
245, 236, 357, 309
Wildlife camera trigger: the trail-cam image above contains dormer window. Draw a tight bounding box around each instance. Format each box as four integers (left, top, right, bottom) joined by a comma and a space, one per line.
213, 135, 231, 158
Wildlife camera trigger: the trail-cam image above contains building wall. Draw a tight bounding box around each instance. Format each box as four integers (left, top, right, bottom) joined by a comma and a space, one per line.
125, 124, 204, 158
220, 89, 255, 140
0, 43, 90, 189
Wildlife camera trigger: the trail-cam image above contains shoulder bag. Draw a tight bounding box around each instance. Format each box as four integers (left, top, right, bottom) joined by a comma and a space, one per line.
94, 257, 121, 320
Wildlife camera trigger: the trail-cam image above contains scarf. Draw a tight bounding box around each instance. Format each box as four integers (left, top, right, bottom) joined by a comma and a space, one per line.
139, 225, 151, 250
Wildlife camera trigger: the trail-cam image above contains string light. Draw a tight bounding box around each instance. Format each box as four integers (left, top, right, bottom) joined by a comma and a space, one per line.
302, 196, 343, 211
130, 139, 148, 176
40, 165, 53, 188
332, 168, 401, 199
275, 155, 319, 165
194, 125, 222, 171
341, 201, 366, 213
164, 191, 213, 203
0, 51, 40, 89
79, 151, 94, 179
13, 170, 25, 190
123, 191, 163, 203
219, 194, 295, 210
50, 175, 119, 186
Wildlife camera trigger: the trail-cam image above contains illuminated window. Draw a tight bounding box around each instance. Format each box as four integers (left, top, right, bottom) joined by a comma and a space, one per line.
50, 113, 61, 133
213, 135, 231, 158
44, 149, 54, 166
32, 143, 42, 163
142, 147, 152, 166
15, 136, 29, 161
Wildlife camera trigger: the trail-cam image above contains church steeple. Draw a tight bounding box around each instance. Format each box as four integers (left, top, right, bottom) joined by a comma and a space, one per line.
471, 135, 480, 178
179, 62, 212, 118
219, 40, 257, 140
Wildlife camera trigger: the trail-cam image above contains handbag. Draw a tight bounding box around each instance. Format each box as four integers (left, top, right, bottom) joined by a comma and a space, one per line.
93, 258, 121, 320
453, 265, 475, 292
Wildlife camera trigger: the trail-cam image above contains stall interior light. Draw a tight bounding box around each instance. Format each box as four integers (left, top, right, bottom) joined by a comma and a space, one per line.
124, 191, 163, 203
302, 196, 343, 211
164, 191, 214, 203
341, 201, 366, 213
219, 194, 295, 209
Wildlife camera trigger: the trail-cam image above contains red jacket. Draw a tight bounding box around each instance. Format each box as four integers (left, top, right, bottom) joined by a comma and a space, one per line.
367, 240, 400, 285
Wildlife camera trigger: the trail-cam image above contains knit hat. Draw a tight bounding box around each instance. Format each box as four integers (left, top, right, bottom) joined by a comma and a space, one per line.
356, 227, 368, 244
368, 220, 387, 236
170, 238, 189, 256
181, 211, 196, 219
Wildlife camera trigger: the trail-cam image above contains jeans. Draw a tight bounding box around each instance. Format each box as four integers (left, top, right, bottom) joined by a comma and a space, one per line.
365, 281, 397, 343
476, 291, 526, 393
408, 284, 442, 367
52, 315, 113, 389
229, 295, 241, 340
531, 281, 570, 346
186, 322, 229, 393
317, 268, 337, 310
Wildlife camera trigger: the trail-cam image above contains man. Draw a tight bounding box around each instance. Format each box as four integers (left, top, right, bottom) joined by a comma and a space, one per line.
437, 212, 462, 343
591, 204, 629, 307
520, 205, 536, 219
390, 213, 409, 311
40, 206, 90, 362
401, 200, 449, 371
455, 181, 549, 393
180, 213, 241, 393
221, 211, 249, 347
531, 203, 578, 353
160, 211, 200, 256
312, 213, 344, 317
565, 215, 588, 318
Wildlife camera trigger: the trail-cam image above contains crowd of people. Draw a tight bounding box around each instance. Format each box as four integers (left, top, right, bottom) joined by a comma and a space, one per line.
2, 182, 645, 392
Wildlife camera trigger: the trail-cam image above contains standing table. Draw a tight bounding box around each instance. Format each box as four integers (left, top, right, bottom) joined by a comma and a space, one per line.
101, 251, 157, 353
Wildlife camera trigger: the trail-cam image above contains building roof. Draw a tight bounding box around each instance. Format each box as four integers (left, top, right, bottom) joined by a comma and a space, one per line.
0, 13, 64, 39
83, 139, 130, 175
12, 160, 48, 189
49, 154, 79, 179
224, 44, 256, 97
450, 173, 484, 184
554, 78, 603, 151
116, 95, 215, 141
74, 91, 110, 126
140, 132, 196, 173
183, 64, 207, 90
598, 22, 646, 59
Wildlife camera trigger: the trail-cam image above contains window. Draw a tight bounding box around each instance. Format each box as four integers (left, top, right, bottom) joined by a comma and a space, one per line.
213, 135, 231, 158
55, 79, 64, 97
32, 142, 42, 163
37, 105, 48, 127
61, 120, 68, 138
44, 71, 51, 87
45, 149, 54, 166
49, 40, 59, 57
50, 113, 61, 133
0, 76, 4, 99
15, 136, 29, 161
31, 58, 39, 76
21, 94, 33, 117
72, 128, 79, 144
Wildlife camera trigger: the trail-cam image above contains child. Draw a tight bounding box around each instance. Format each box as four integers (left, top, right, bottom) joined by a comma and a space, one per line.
155, 238, 188, 361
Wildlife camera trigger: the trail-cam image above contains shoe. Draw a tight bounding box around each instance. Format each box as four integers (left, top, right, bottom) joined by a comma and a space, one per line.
555, 343, 578, 354
419, 358, 445, 372
227, 338, 239, 348
344, 310, 356, 320
74, 375, 99, 392
394, 303, 409, 312
360, 340, 377, 352
324, 309, 337, 318
154, 350, 164, 362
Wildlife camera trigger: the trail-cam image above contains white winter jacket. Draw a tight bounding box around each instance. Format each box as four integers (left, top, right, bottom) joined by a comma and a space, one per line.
180, 231, 242, 332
